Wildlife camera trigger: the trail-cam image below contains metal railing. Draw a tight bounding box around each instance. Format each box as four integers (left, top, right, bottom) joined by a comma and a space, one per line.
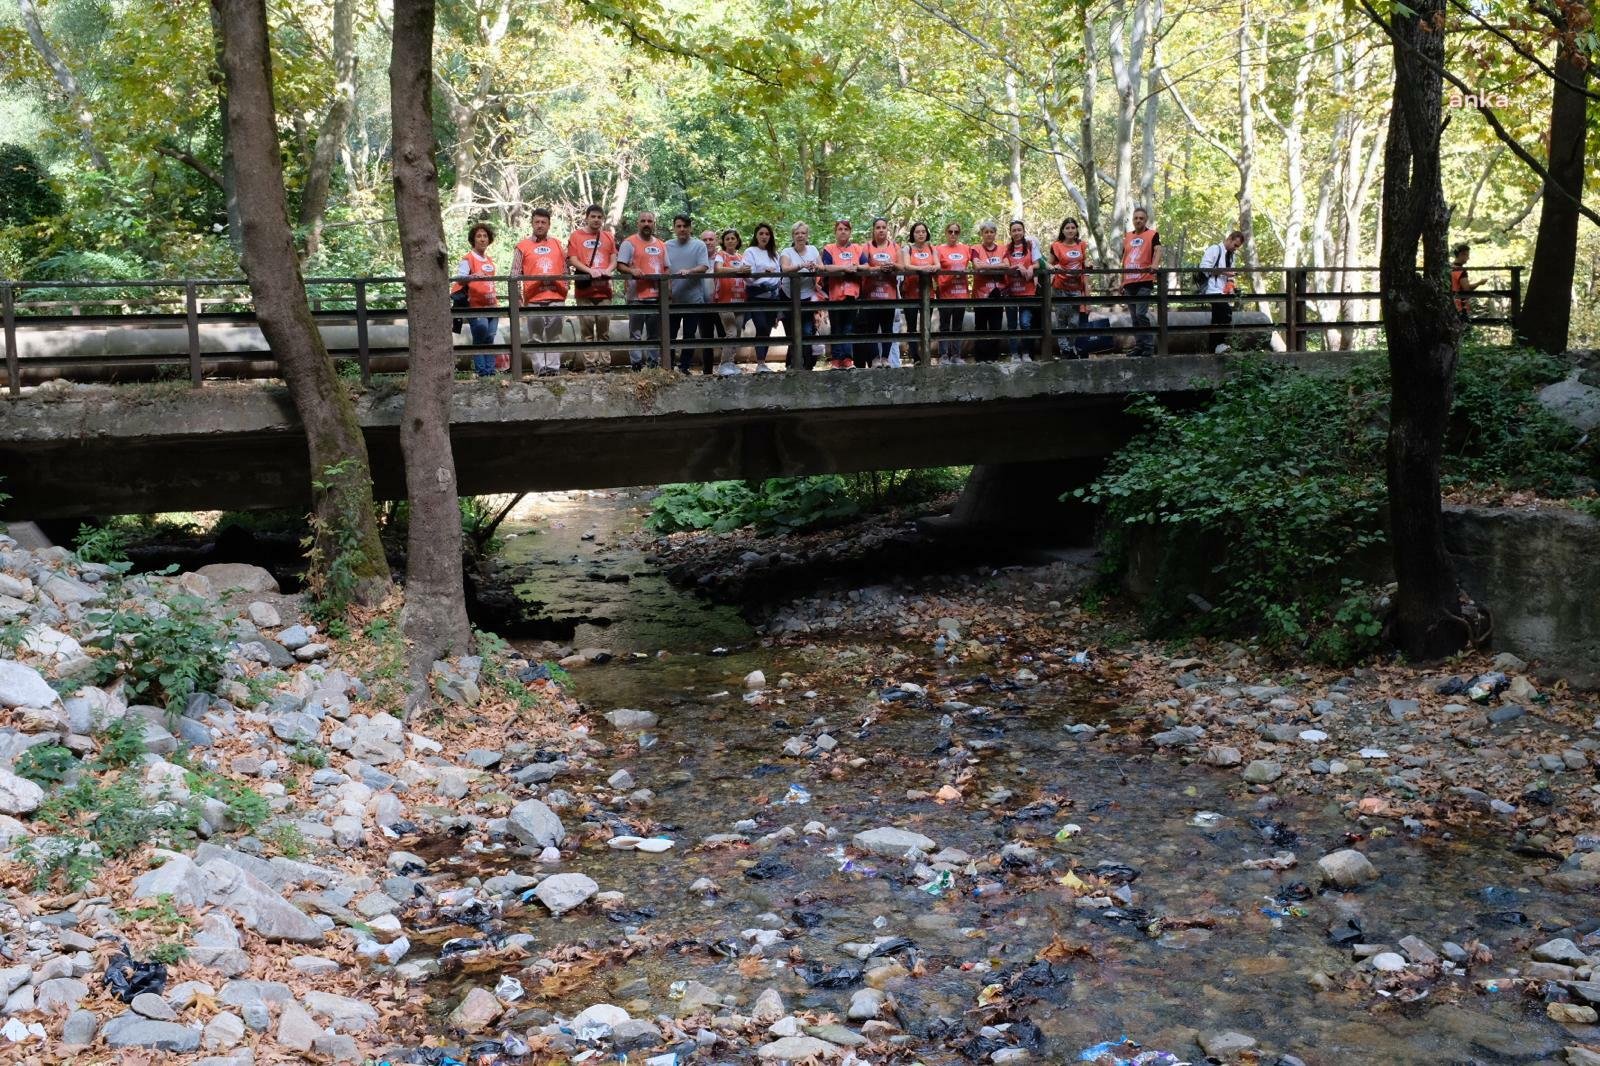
0, 264, 1521, 396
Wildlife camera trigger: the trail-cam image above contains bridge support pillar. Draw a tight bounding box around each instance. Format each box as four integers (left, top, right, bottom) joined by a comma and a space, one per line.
921, 460, 1102, 545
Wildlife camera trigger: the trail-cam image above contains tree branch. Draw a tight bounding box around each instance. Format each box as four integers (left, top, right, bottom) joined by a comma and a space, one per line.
1443, 0, 1600, 102
153, 143, 224, 187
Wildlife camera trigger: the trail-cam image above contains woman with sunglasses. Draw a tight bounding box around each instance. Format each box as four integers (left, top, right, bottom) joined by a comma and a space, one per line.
898, 222, 937, 366
934, 223, 972, 363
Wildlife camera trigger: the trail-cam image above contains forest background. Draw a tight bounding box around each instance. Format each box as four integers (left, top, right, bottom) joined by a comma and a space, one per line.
1, 0, 1595, 343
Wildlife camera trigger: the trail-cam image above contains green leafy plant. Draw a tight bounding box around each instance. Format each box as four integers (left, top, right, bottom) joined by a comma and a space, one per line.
85, 592, 229, 711
14, 743, 77, 786
288, 742, 328, 769
146, 942, 189, 965
262, 822, 308, 860
647, 476, 860, 534
91, 716, 148, 769
73, 522, 131, 564
303, 459, 368, 631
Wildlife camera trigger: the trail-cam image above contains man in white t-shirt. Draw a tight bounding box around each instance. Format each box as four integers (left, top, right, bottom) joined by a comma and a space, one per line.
1199, 230, 1245, 353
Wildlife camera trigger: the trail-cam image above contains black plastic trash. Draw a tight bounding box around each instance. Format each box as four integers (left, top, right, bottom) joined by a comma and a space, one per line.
102, 952, 167, 1002
799, 962, 864, 989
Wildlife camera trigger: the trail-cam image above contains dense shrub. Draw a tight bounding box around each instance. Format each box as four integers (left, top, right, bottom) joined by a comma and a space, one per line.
647, 467, 968, 535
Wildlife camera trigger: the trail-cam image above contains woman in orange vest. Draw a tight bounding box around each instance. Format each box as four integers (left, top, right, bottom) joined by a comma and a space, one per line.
452, 223, 500, 377
899, 222, 937, 366
1050, 218, 1091, 358
969, 221, 1009, 363
821, 219, 863, 369
712, 229, 750, 376
858, 217, 900, 368
1003, 219, 1041, 362
512, 208, 570, 375
934, 223, 972, 363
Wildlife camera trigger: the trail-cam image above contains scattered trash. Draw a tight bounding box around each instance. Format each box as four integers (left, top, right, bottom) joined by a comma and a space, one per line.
1189, 811, 1224, 829
102, 953, 167, 1003
667, 980, 688, 999
919, 870, 954, 896
798, 962, 864, 989
973, 881, 1004, 897
1069, 650, 1091, 665
779, 783, 812, 805
977, 982, 1007, 1006
1078, 1037, 1134, 1062
1466, 672, 1509, 703
439, 937, 489, 957
1054, 823, 1083, 841
1058, 870, 1088, 891
607, 835, 675, 852
494, 974, 525, 1002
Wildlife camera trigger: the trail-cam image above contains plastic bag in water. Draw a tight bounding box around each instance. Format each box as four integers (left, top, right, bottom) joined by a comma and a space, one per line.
780, 783, 811, 805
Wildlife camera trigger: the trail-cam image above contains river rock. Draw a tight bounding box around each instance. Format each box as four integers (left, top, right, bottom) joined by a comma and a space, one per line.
847, 988, 885, 1020
1242, 759, 1283, 784
508, 798, 565, 848
274, 1002, 322, 1051
201, 859, 324, 943
102, 1014, 201, 1051
1316, 848, 1379, 888
131, 992, 176, 1020
449, 987, 502, 1033
758, 1036, 839, 1060
612, 1017, 663, 1051
1199, 1031, 1258, 1057
852, 827, 937, 858
35, 978, 88, 1013
302, 991, 378, 1033
1204, 746, 1242, 767
195, 563, 278, 594
1549, 1003, 1598, 1025
0, 661, 55, 709
1533, 938, 1589, 965
533, 873, 598, 915
0, 769, 44, 816
202, 1012, 244, 1050
605, 708, 658, 730
61, 1009, 98, 1045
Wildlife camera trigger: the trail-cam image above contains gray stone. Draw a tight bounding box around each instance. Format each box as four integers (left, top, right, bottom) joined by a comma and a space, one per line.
314, 1033, 360, 1062
607, 769, 635, 790
1387, 698, 1420, 720
247, 602, 281, 628
852, 827, 937, 858
0, 660, 57, 708
1150, 726, 1203, 748
276, 625, 312, 651
0, 767, 44, 815
294, 643, 330, 662
1398, 935, 1438, 965
1533, 938, 1589, 965
301, 991, 379, 1033
1316, 848, 1379, 889
201, 859, 325, 943
203, 1012, 245, 1051
131, 992, 176, 1020
271, 712, 320, 744
35, 977, 89, 1013
1489, 704, 1527, 724
1242, 759, 1283, 784
61, 1009, 98, 1045
102, 1014, 201, 1051
1198, 1030, 1258, 1057
1538, 373, 1600, 433
847, 987, 885, 1020
219, 980, 294, 1007
612, 1017, 664, 1051
195, 563, 278, 594
462, 748, 503, 769
132, 853, 209, 909
511, 761, 566, 785
533, 872, 598, 915
241, 1001, 271, 1032
507, 798, 565, 848
757, 1036, 839, 1060
275, 1002, 322, 1051
448, 987, 502, 1033
1204, 746, 1243, 767
605, 708, 658, 731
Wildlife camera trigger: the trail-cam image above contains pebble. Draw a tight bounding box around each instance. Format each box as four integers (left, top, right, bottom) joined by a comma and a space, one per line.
1317, 848, 1379, 888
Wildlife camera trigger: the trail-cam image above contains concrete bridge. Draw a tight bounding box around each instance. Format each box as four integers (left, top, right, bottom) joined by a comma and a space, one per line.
0, 353, 1346, 519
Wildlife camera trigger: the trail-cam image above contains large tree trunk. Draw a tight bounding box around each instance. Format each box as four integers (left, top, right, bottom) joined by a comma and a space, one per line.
212, 0, 391, 609
208, 4, 245, 255
1519, 36, 1590, 353
1004, 68, 1025, 221
16, 0, 108, 171
298, 0, 358, 261
1373, 0, 1464, 660
390, 0, 473, 695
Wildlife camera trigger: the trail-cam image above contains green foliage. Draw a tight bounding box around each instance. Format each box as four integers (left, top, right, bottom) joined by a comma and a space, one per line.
73, 522, 131, 564
187, 773, 272, 831
0, 143, 61, 227
92, 716, 148, 769
146, 942, 189, 965
13, 836, 99, 892
304, 460, 368, 630
262, 822, 308, 860
13, 743, 77, 786
288, 741, 328, 769
1571, 495, 1600, 519
647, 476, 860, 534
1444, 344, 1585, 493
119, 893, 190, 930
28, 775, 197, 889
86, 591, 229, 711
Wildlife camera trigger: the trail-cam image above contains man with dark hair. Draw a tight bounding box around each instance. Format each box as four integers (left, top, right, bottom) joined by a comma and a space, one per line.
1200, 229, 1246, 353
1119, 206, 1161, 357
666, 215, 712, 373
617, 211, 668, 370
512, 208, 569, 375
1450, 242, 1483, 318
567, 203, 618, 371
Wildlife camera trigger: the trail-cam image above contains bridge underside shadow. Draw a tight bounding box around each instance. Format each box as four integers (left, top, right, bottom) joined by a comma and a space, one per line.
0, 354, 1348, 519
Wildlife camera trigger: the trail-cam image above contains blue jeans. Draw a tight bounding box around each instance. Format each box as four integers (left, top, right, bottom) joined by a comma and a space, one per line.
469, 316, 498, 375
1005, 304, 1035, 358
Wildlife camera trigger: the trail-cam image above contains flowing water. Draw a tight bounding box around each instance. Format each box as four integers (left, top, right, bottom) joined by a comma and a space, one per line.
427, 491, 1587, 1064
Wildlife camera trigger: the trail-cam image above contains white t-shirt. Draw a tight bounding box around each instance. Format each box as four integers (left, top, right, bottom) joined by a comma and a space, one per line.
1199, 243, 1235, 296
779, 245, 823, 300
743, 246, 782, 298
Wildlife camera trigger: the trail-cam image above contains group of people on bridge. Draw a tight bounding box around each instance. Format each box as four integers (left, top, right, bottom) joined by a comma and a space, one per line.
451, 203, 1255, 377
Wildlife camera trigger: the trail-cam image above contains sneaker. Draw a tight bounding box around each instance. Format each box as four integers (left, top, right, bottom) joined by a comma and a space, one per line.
756, 362, 775, 372
716, 363, 739, 377
887, 352, 903, 369
1214, 343, 1231, 354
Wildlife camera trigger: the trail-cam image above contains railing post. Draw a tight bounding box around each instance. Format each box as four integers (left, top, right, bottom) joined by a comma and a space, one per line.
185, 280, 203, 386
1039, 267, 1054, 360
1154, 269, 1168, 358
1282, 268, 1297, 353
1509, 265, 1522, 334
1291, 268, 1308, 351
507, 276, 523, 379
355, 280, 371, 385
657, 283, 672, 372
788, 278, 804, 371
917, 283, 932, 368
2, 283, 17, 398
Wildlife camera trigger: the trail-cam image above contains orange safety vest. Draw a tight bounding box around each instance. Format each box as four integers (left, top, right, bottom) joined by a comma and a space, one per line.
622, 234, 669, 302
934, 244, 971, 299
822, 242, 863, 301
1120, 228, 1159, 286
452, 250, 498, 308
970, 242, 1007, 299
901, 245, 936, 300
515, 237, 568, 304
1450, 266, 1469, 312
712, 250, 747, 303
1005, 239, 1038, 296
567, 228, 617, 299
861, 241, 900, 300
1050, 240, 1089, 296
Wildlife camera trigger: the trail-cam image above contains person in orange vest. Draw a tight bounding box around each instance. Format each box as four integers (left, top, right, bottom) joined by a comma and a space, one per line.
1050, 218, 1091, 359
1199, 229, 1246, 352
821, 219, 864, 369
899, 221, 938, 366
451, 222, 500, 377
1003, 219, 1042, 362
858, 217, 901, 368
512, 208, 569, 376
711, 228, 751, 376
567, 203, 618, 372
617, 211, 669, 370
1450, 242, 1483, 319
934, 222, 973, 363
1119, 206, 1162, 357
969, 221, 1009, 363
